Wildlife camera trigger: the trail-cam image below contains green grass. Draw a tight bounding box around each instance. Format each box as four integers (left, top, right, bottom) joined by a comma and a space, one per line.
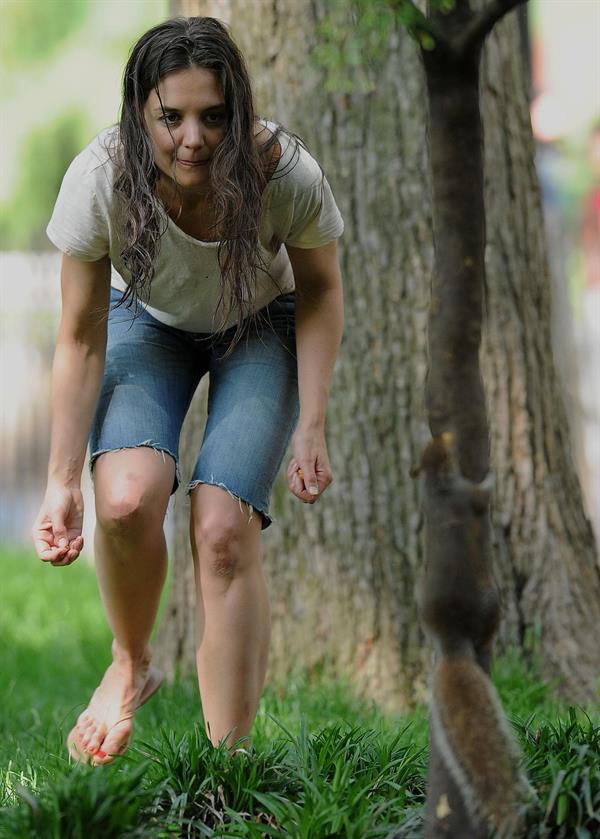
1, 545, 598, 838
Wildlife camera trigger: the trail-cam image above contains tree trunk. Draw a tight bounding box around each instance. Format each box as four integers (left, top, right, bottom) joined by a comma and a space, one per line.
480, 6, 600, 700
418, 4, 531, 834
156, 0, 600, 708
419, 16, 494, 836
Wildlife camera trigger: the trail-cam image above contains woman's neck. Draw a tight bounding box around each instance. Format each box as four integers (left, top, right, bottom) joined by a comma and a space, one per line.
155, 175, 214, 215
155, 176, 222, 240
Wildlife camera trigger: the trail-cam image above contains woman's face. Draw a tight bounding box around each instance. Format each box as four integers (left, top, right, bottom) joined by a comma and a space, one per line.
143, 65, 227, 193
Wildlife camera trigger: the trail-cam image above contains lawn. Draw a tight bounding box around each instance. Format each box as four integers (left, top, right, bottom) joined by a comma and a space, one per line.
0, 545, 598, 838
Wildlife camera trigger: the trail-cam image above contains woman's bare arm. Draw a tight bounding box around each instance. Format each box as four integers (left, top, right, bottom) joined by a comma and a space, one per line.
32, 253, 111, 565
285, 240, 344, 502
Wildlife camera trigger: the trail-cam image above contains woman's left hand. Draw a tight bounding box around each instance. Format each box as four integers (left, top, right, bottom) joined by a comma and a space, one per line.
287, 426, 333, 503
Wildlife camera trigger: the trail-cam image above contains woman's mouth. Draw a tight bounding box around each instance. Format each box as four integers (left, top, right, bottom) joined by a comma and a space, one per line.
177, 158, 210, 168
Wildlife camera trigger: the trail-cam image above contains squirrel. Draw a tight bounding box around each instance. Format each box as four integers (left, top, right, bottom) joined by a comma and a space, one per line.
412, 433, 532, 837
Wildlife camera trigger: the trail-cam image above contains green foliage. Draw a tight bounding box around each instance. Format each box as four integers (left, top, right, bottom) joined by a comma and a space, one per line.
1, 718, 427, 839
436, 0, 456, 11
312, 0, 458, 92
492, 644, 564, 719
1, 546, 599, 837
137, 724, 303, 834
0, 109, 90, 251
392, 1, 438, 51
1, 0, 166, 251
3, 706, 599, 838
1, 0, 89, 70
313, 0, 396, 93
516, 709, 600, 838
0, 763, 156, 839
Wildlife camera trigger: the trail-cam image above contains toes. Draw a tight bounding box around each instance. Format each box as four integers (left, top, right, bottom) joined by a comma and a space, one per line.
79, 728, 91, 749
77, 713, 95, 743
85, 727, 106, 756
67, 728, 90, 763
92, 719, 133, 765
80, 720, 101, 751
91, 749, 113, 766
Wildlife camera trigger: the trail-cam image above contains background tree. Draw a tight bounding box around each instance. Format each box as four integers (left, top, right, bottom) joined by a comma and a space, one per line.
156, 0, 600, 712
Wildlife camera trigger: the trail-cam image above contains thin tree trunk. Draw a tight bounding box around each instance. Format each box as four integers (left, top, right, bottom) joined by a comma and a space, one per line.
420, 18, 493, 839
417, 2, 529, 833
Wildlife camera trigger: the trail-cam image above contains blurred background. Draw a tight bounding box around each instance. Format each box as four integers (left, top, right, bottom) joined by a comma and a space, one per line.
1, 0, 599, 552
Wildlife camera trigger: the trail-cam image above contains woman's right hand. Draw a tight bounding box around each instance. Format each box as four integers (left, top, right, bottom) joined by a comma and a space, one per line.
32, 483, 84, 566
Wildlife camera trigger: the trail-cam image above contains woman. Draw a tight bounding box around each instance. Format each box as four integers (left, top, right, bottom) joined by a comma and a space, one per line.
32, 16, 344, 766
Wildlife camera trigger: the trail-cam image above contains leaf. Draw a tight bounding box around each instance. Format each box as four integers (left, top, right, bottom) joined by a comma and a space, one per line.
557, 791, 569, 824
545, 769, 566, 820
14, 782, 39, 812
418, 31, 436, 51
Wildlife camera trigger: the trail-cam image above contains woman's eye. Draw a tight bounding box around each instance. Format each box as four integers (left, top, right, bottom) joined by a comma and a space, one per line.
158, 112, 225, 127
205, 113, 225, 126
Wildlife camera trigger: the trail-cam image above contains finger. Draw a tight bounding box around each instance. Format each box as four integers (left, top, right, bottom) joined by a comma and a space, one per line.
297, 470, 317, 500
51, 510, 68, 549
298, 462, 320, 496
315, 467, 333, 491
287, 458, 321, 502
33, 526, 53, 546
65, 542, 83, 562
59, 534, 83, 560
289, 470, 317, 504
288, 469, 307, 501
38, 544, 69, 563
287, 460, 300, 486
33, 527, 66, 558
51, 554, 76, 567
51, 546, 79, 566
288, 468, 303, 496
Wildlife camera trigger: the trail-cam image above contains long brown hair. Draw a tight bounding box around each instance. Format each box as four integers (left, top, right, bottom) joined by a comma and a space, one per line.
109, 16, 286, 344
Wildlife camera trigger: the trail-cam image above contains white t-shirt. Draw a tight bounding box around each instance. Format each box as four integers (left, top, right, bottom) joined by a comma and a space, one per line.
46, 121, 344, 332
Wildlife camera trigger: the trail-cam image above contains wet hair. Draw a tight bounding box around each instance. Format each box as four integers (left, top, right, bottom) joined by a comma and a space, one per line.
109, 16, 289, 345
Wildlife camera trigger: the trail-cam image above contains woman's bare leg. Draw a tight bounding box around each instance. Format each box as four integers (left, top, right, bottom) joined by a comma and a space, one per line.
71, 447, 174, 764
190, 484, 270, 753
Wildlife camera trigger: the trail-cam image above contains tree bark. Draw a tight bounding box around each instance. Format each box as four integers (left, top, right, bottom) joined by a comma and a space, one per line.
156, 0, 600, 709
479, 5, 600, 700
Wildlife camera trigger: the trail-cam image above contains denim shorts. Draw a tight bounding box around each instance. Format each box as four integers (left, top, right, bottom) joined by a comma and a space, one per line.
89, 286, 300, 529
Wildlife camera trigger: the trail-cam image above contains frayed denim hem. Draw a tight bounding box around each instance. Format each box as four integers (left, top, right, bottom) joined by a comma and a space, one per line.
90, 441, 180, 493
187, 476, 272, 530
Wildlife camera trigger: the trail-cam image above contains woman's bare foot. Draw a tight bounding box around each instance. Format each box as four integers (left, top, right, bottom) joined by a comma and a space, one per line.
67, 640, 157, 766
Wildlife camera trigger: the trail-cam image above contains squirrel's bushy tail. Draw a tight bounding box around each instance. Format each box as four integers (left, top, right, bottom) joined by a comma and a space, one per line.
431, 654, 528, 836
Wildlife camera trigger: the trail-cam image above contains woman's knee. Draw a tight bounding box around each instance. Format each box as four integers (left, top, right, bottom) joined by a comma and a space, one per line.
191, 487, 261, 581
94, 447, 174, 536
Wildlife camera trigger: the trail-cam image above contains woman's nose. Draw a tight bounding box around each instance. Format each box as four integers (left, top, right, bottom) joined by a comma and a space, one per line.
181, 120, 204, 148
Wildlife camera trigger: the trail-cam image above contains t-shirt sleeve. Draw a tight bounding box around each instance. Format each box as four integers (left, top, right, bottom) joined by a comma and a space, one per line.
46, 152, 110, 261
282, 150, 344, 249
